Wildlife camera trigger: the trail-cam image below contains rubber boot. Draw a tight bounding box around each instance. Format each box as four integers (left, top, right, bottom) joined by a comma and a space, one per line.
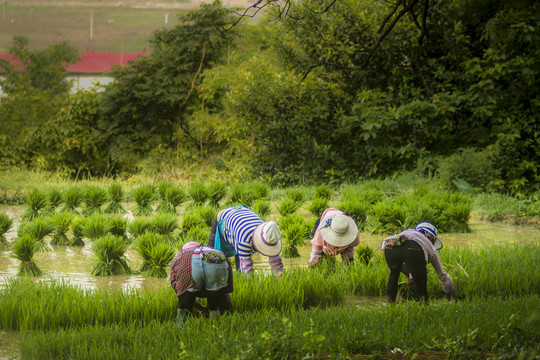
176, 308, 188, 327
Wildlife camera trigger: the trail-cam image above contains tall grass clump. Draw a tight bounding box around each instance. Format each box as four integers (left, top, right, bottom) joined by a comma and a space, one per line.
184, 225, 210, 244
109, 216, 128, 241
0, 213, 14, 246
156, 183, 188, 214
18, 217, 54, 252
146, 242, 176, 278
192, 205, 216, 227
281, 221, 309, 258
151, 213, 178, 243
187, 181, 209, 207
22, 189, 49, 220
104, 183, 125, 214
355, 244, 375, 265
370, 199, 408, 234
181, 211, 207, 233
11, 235, 42, 276
135, 232, 162, 272
83, 213, 112, 242
207, 182, 228, 208
69, 216, 86, 246
50, 212, 73, 245
339, 200, 369, 229
91, 235, 131, 276
131, 184, 156, 216
252, 199, 271, 219
313, 184, 333, 201
229, 181, 269, 206
278, 197, 303, 216
83, 186, 108, 216
44, 188, 63, 214
62, 186, 83, 214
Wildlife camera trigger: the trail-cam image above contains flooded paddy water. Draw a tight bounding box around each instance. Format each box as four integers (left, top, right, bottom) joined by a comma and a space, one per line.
0, 204, 538, 293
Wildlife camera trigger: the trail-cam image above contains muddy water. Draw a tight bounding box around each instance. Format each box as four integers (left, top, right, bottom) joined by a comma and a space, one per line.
1, 205, 537, 292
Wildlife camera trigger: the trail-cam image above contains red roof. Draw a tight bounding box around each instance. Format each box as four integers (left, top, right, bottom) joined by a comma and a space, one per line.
0, 50, 146, 74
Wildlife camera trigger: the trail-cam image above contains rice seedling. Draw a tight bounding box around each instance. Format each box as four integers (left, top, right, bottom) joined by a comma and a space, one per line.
181, 211, 207, 233
83, 213, 112, 242
151, 213, 178, 243
207, 182, 228, 207
192, 205, 217, 227
281, 221, 309, 258
22, 189, 49, 220
11, 235, 42, 276
69, 216, 86, 246
127, 217, 154, 239
18, 217, 54, 252
404, 198, 437, 228
91, 235, 131, 276
131, 184, 156, 216
146, 242, 176, 278
370, 199, 408, 234
104, 183, 125, 214
308, 196, 329, 218
49, 212, 73, 245
135, 232, 162, 272
252, 199, 271, 219
187, 181, 209, 206
278, 197, 303, 216
109, 216, 128, 241
62, 186, 83, 214
313, 184, 333, 201
44, 188, 63, 214
229, 181, 269, 206
340, 183, 384, 204
83, 186, 108, 216
338, 199, 369, 229
185, 225, 210, 244
0, 213, 14, 245
354, 244, 375, 265
156, 183, 188, 214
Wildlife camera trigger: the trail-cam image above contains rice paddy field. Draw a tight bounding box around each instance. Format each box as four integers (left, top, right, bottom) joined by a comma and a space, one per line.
0, 174, 539, 359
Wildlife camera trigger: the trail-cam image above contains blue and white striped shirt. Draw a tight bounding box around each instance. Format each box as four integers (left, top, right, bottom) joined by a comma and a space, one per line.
220, 206, 263, 259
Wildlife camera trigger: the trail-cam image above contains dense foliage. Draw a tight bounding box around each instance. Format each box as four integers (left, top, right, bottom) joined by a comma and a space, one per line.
0, 1, 537, 194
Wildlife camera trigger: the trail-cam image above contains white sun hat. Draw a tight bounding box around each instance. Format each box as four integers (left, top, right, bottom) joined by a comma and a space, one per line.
319, 213, 358, 247
252, 221, 282, 257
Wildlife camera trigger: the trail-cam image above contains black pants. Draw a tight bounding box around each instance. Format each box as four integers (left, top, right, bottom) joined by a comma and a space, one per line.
384, 240, 428, 303
178, 288, 228, 312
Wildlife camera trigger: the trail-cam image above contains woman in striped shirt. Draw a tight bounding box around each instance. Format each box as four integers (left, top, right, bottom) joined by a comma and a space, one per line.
208, 206, 284, 276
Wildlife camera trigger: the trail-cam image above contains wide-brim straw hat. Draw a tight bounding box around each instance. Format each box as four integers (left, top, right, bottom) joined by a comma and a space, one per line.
253, 221, 282, 257
319, 214, 358, 247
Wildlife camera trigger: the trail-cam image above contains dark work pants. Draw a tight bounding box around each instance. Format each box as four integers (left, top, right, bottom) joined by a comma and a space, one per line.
177, 288, 228, 312
384, 240, 428, 303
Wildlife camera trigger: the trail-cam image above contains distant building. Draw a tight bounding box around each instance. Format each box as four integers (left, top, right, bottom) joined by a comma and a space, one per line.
0, 50, 147, 95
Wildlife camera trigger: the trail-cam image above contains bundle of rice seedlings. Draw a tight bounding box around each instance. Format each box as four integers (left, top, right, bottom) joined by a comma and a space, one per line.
83, 186, 108, 216
22, 189, 49, 220
230, 182, 269, 207
207, 182, 228, 207
370, 200, 408, 234
11, 235, 42, 276
313, 184, 333, 201
127, 217, 154, 240
444, 203, 472, 233
18, 217, 54, 252
308, 197, 329, 218
355, 244, 375, 265
50, 212, 73, 245
188, 182, 209, 207
281, 222, 308, 258
131, 184, 156, 216
104, 183, 125, 214
285, 188, 306, 206
192, 206, 216, 227
44, 188, 63, 214
252, 199, 271, 220
156, 183, 188, 214
339, 200, 369, 229
181, 212, 206, 233
91, 235, 131, 276
185, 225, 210, 244
62, 186, 83, 214
69, 216, 86, 246
0, 213, 14, 246
277, 197, 302, 216
83, 214, 112, 242
151, 213, 178, 243
109, 216, 128, 241
146, 242, 176, 278
136, 232, 162, 272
